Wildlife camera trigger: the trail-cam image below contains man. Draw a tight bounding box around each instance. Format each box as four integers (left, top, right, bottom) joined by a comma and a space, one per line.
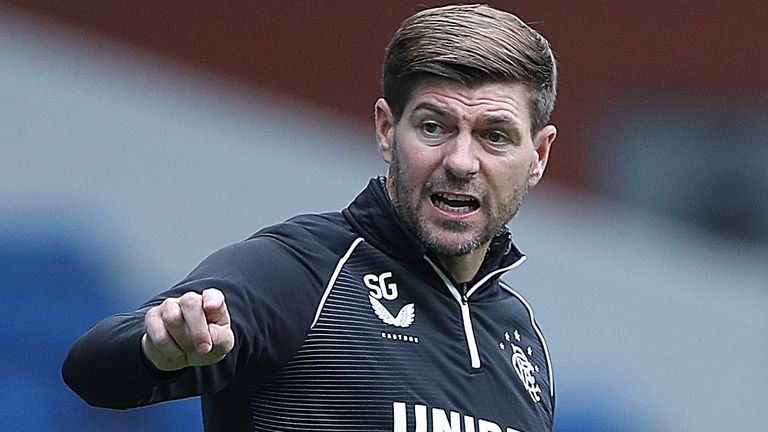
63, 4, 558, 431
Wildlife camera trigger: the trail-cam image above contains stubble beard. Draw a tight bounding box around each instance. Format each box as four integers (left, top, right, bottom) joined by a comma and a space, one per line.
388, 141, 530, 257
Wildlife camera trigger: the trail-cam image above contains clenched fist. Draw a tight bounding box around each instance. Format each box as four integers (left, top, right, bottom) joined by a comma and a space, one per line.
141, 288, 235, 371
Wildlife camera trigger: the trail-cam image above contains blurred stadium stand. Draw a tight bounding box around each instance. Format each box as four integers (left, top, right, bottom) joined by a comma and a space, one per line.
0, 222, 201, 430
1, 2, 766, 431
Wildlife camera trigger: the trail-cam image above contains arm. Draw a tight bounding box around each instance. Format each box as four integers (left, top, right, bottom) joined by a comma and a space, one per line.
62, 309, 165, 408
61, 242, 262, 409
61, 284, 244, 409
62, 218, 354, 409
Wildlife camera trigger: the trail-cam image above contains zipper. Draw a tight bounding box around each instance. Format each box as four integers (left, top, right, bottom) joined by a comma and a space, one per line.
424, 254, 528, 370
458, 282, 481, 368
424, 257, 482, 369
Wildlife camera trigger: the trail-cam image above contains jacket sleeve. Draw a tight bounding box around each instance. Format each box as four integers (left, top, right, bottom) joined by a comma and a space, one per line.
61, 231, 334, 409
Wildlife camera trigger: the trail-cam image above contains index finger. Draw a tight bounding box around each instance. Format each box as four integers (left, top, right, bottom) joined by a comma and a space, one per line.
202, 288, 230, 326
177, 292, 213, 353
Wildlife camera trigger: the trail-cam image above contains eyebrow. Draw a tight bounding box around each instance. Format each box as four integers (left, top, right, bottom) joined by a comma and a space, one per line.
411, 102, 453, 118
478, 113, 524, 138
410, 101, 526, 139
477, 113, 520, 126
413, 102, 522, 125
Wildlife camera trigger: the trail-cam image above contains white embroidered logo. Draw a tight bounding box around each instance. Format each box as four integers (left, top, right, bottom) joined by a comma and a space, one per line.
364, 271, 398, 300
369, 296, 415, 328
500, 330, 542, 403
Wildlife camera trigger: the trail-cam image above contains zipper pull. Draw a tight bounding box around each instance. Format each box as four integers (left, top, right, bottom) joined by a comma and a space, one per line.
460, 282, 468, 304
461, 294, 468, 305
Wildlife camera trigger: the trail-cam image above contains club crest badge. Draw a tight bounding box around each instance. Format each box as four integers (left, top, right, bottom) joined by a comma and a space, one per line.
499, 330, 542, 403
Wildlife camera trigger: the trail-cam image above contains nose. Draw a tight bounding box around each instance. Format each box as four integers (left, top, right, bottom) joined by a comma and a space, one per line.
442, 131, 479, 179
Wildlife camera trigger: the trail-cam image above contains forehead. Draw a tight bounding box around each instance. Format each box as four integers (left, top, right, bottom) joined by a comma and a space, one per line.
404, 80, 533, 128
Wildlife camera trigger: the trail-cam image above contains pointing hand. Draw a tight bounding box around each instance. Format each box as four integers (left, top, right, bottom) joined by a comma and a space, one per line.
142, 288, 235, 371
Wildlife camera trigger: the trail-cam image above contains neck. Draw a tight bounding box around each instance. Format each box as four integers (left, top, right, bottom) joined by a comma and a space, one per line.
436, 244, 489, 284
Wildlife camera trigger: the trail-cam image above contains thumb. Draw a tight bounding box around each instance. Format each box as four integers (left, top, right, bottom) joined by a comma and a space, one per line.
208, 323, 235, 355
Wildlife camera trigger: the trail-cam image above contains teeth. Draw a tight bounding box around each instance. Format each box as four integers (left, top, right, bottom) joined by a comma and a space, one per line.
433, 193, 477, 213
440, 193, 472, 201
436, 200, 472, 213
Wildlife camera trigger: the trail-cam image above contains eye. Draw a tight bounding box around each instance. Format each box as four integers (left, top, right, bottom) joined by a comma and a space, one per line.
421, 121, 443, 136
488, 131, 504, 142
486, 130, 509, 145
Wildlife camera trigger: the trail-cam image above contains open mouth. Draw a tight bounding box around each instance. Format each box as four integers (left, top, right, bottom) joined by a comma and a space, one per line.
430, 193, 480, 214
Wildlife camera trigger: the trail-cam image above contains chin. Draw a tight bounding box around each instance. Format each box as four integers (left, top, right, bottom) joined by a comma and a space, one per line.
420, 231, 485, 257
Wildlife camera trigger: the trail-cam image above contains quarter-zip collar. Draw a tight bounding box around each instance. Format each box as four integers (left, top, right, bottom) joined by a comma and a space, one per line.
342, 177, 526, 300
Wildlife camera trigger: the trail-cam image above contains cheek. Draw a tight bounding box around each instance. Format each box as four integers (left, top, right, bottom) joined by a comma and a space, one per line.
488, 160, 531, 192
511, 154, 536, 179
398, 148, 433, 179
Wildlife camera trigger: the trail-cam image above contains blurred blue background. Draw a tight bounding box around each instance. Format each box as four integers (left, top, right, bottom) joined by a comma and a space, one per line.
1, 1, 766, 431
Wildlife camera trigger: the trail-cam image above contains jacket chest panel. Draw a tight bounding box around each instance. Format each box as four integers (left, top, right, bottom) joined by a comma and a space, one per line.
246, 242, 552, 431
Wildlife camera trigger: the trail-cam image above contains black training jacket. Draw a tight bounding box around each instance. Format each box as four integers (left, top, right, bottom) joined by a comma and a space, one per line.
62, 177, 555, 432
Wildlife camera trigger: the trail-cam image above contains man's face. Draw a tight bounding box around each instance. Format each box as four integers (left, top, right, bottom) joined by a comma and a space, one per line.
375, 80, 556, 257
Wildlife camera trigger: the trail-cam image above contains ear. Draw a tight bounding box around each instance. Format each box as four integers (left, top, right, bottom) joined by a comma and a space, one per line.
528, 124, 557, 188
374, 98, 396, 163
